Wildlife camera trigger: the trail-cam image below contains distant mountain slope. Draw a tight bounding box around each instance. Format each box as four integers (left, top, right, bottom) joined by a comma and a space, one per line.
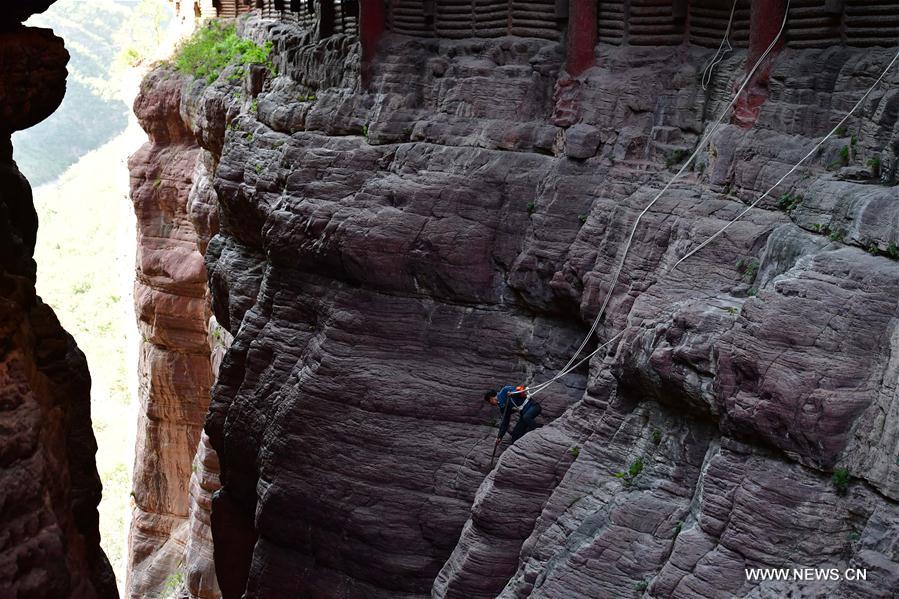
12, 0, 170, 186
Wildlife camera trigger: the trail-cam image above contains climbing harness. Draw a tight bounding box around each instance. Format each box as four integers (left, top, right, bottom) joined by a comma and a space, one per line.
525, 0, 794, 399
459, 5, 899, 479
505, 386, 530, 411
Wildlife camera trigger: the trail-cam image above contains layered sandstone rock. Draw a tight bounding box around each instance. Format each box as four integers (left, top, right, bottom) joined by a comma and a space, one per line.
127, 67, 218, 598
179, 317, 230, 599
131, 7, 899, 598
0, 2, 117, 598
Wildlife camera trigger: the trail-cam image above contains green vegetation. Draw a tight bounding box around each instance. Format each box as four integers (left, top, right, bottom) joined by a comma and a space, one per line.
832, 468, 850, 495
674, 521, 683, 535
736, 257, 760, 282
666, 149, 690, 168
868, 157, 881, 176
527, 201, 537, 215
634, 579, 650, 592
362, 124, 369, 138
171, 21, 273, 84
73, 280, 93, 295
829, 228, 845, 242
777, 192, 802, 213
569, 445, 580, 458
161, 570, 184, 599
13, 0, 158, 185
839, 145, 850, 166
250, 99, 259, 114
614, 457, 645, 483
860, 240, 899, 260
578, 214, 588, 224
628, 457, 644, 478
747, 287, 758, 297
650, 429, 662, 445
115, 0, 170, 69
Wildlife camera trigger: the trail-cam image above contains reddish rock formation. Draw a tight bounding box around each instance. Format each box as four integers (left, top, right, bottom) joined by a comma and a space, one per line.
180, 317, 230, 599
0, 2, 116, 598
132, 2, 899, 598
127, 68, 217, 598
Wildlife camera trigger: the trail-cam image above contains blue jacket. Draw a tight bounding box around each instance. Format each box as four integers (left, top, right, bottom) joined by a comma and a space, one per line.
496, 385, 529, 438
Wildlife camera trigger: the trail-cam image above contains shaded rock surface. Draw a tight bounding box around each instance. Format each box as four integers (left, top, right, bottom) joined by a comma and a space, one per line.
132, 12, 899, 599
0, 1, 116, 597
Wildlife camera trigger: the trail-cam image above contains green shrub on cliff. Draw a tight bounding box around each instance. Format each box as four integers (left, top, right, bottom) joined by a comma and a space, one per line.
832, 468, 850, 495
172, 21, 273, 84
160, 570, 183, 598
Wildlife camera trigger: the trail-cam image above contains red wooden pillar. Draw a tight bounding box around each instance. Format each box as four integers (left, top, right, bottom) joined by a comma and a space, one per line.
360, 0, 386, 88
747, 0, 786, 68
566, 0, 597, 76
735, 0, 787, 127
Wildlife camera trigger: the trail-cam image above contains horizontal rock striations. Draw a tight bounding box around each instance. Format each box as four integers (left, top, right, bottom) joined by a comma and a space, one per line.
0, 1, 117, 598
133, 4, 899, 598
126, 67, 219, 598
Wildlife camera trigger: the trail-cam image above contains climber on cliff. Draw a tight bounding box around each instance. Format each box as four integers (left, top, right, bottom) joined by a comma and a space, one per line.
484, 385, 542, 445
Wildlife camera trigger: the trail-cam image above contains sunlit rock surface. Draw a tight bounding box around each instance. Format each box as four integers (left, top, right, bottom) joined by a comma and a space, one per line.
131, 9, 899, 599
126, 67, 219, 599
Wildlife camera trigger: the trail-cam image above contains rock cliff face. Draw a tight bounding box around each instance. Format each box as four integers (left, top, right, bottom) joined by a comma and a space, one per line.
126, 66, 222, 598
0, 2, 117, 598
133, 5, 899, 598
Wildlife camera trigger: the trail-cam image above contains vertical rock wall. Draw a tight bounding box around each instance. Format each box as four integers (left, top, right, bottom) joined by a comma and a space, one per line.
127, 68, 219, 598
130, 3, 899, 598
0, 2, 117, 598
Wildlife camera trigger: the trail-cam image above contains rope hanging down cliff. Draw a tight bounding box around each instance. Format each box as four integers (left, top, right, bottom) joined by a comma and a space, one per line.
675, 48, 899, 269
526, 0, 794, 398
701, 0, 738, 90
529, 46, 899, 399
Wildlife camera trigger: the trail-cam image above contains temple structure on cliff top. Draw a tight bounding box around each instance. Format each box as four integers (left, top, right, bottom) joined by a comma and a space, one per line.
179, 0, 899, 81
120, 1, 899, 598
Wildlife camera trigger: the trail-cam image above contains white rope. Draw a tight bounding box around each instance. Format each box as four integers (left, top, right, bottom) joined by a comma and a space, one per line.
675, 48, 899, 268
528, 331, 625, 398
701, 0, 738, 91
527, 0, 792, 397
531, 45, 899, 399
